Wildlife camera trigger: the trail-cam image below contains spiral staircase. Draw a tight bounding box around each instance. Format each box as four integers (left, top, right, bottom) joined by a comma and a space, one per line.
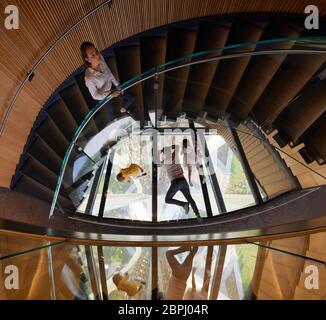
9, 15, 326, 216
0, 3, 326, 301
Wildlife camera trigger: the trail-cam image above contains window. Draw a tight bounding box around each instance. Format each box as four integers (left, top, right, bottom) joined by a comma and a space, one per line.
103, 134, 152, 220
204, 133, 256, 213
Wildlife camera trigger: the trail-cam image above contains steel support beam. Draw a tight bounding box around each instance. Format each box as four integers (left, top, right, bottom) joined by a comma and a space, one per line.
85, 157, 107, 215
152, 131, 158, 222
189, 122, 213, 217
197, 130, 227, 214
97, 246, 109, 300
151, 247, 158, 300
98, 149, 115, 218
85, 246, 101, 300
209, 245, 227, 300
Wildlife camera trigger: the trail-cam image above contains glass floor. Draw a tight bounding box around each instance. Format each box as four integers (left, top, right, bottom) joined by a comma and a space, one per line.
0, 230, 325, 300
75, 119, 264, 221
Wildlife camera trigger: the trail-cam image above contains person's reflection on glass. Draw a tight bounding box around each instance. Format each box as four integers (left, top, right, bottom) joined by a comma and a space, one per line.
112, 272, 146, 297
184, 266, 211, 300
165, 246, 198, 300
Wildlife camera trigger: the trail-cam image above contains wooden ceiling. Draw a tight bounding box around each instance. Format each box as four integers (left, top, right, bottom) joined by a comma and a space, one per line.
0, 0, 326, 187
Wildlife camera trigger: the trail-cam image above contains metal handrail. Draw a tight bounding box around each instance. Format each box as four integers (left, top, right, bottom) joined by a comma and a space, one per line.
0, 0, 113, 136
49, 47, 326, 218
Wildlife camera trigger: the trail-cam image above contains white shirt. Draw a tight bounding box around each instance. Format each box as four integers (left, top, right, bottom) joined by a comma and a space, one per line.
181, 143, 202, 166
161, 146, 184, 181
84, 54, 119, 100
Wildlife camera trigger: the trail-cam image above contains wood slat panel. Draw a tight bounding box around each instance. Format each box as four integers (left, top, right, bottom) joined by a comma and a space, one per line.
163, 28, 197, 116
275, 80, 326, 143
228, 21, 302, 119
183, 22, 230, 115
114, 45, 144, 121
140, 36, 167, 115
253, 55, 326, 128
205, 19, 264, 116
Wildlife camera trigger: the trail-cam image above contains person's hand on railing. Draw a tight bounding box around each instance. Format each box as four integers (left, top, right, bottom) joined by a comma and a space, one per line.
114, 82, 124, 94
111, 90, 120, 98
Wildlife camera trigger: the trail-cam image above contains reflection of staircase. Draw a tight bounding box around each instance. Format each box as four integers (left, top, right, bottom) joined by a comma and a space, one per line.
12, 15, 326, 213
256, 236, 308, 300
256, 233, 326, 300
293, 232, 326, 300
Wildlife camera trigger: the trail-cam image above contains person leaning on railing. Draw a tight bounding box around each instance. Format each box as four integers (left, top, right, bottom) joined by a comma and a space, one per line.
80, 41, 134, 115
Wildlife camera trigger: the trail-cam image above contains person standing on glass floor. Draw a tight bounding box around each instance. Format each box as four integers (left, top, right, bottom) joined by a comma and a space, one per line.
160, 145, 202, 222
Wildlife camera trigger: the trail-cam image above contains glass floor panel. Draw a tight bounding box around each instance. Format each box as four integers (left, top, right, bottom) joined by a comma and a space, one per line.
1, 231, 325, 300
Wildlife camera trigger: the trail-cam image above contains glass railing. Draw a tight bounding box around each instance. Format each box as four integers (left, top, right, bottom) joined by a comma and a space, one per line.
50, 37, 326, 220
1, 230, 325, 300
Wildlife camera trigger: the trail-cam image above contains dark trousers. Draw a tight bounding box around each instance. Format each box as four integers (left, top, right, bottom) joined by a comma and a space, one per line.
165, 177, 199, 214
104, 88, 135, 117
121, 91, 135, 110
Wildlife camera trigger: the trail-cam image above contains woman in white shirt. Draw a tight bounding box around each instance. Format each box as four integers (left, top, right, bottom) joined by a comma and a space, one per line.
181, 139, 206, 186
80, 42, 133, 113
